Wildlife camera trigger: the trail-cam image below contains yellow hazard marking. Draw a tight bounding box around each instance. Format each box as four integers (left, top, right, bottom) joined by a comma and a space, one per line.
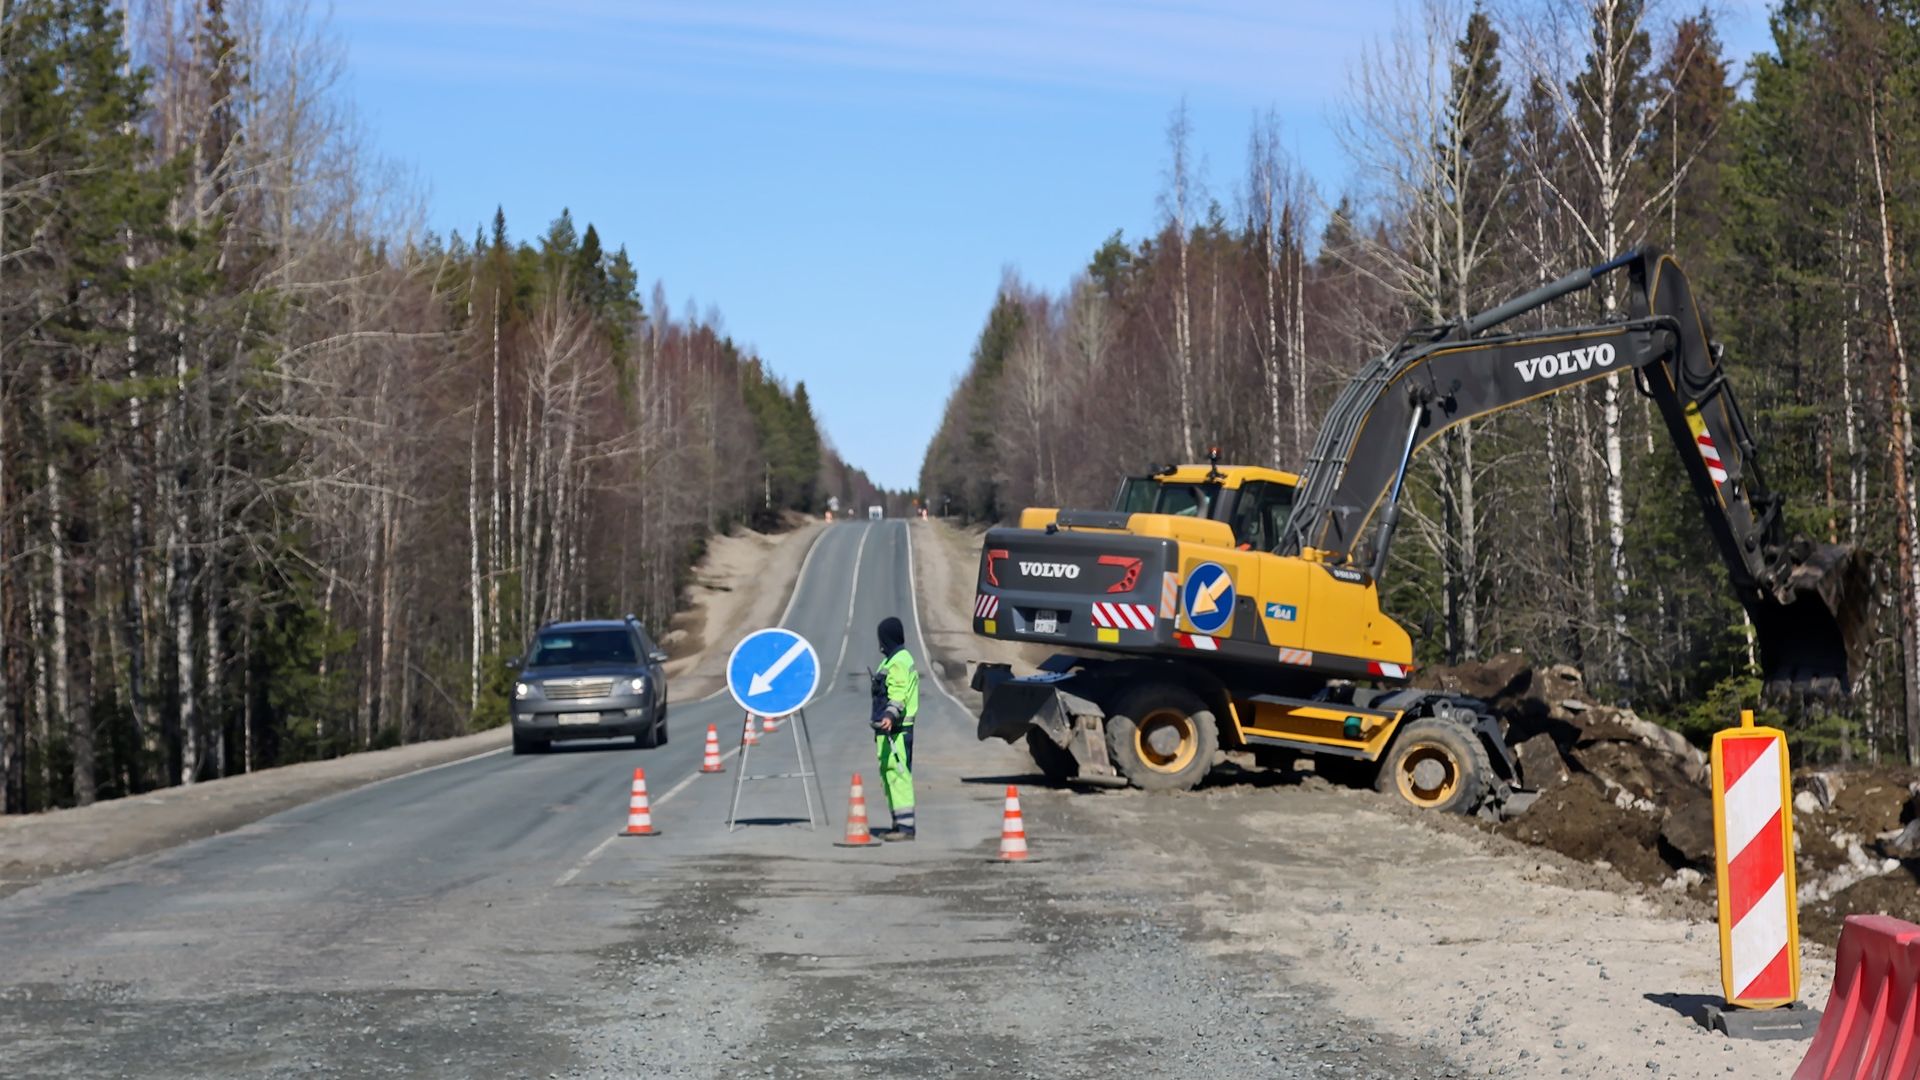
1684, 401, 1709, 440
983, 619, 997, 635
1096, 627, 1120, 644
1191, 573, 1232, 616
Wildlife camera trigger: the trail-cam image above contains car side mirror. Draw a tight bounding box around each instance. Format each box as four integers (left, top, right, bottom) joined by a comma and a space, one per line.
648, 650, 669, 664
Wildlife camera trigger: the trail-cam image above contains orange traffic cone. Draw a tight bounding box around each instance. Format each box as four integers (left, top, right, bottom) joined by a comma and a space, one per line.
700, 724, 724, 773
998, 785, 1029, 861
742, 712, 760, 746
622, 768, 660, 837
834, 773, 879, 848
761, 713, 782, 736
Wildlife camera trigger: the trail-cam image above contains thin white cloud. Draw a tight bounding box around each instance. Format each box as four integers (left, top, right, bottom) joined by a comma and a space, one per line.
334, 0, 1370, 103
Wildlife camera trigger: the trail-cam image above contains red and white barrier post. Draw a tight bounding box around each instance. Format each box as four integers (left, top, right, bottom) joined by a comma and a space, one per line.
1710, 708, 1805, 1028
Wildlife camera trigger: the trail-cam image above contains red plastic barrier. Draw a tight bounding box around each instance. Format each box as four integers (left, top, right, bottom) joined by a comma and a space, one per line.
1795, 915, 1920, 1080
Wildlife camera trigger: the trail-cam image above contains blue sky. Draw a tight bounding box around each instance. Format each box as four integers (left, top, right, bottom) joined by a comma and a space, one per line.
332, 0, 1774, 491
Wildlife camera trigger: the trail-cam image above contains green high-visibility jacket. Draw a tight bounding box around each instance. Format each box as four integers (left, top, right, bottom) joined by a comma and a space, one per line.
874, 648, 920, 727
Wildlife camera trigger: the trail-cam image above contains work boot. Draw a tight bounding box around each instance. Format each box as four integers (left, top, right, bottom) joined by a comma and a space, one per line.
881, 828, 916, 842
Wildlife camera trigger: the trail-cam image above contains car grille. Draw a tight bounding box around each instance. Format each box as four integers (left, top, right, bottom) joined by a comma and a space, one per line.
542, 678, 615, 701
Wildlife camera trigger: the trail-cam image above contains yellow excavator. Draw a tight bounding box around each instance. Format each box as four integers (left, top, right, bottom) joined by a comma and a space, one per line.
969, 248, 1870, 814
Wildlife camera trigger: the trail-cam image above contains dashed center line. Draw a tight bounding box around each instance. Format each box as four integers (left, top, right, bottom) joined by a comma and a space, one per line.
551, 742, 743, 887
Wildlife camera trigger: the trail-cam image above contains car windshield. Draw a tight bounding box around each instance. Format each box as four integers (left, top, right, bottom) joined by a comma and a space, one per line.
1114, 478, 1219, 518
528, 629, 635, 666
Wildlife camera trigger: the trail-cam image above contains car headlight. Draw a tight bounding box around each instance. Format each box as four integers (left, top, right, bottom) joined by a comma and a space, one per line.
628, 677, 646, 694
514, 681, 531, 700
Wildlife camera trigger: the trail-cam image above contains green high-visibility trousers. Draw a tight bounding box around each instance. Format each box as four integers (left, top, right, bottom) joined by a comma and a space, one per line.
876, 728, 915, 832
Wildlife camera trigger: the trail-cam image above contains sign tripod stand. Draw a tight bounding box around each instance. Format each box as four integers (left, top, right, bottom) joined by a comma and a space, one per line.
723, 627, 829, 833
725, 708, 828, 832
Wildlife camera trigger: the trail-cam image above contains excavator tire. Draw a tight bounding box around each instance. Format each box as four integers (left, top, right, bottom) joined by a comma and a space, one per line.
1025, 729, 1080, 785
1374, 717, 1489, 814
1104, 684, 1218, 792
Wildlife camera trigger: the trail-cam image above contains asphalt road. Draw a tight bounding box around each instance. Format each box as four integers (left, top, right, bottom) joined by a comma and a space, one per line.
0, 521, 1460, 1079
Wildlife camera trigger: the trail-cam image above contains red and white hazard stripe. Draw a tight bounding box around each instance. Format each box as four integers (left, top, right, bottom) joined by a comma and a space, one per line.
1159, 572, 1179, 619
1174, 633, 1218, 651
1367, 660, 1408, 679
974, 594, 999, 620
1277, 648, 1314, 666
1697, 432, 1729, 485
1091, 602, 1156, 630
1716, 724, 1797, 1005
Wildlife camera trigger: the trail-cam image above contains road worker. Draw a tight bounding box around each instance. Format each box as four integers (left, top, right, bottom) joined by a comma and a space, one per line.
870, 616, 920, 840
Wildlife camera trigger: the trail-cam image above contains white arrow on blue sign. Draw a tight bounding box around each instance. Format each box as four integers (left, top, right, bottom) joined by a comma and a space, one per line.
726, 627, 820, 718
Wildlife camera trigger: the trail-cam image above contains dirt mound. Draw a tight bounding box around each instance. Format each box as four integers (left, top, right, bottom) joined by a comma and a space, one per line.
1429, 654, 1920, 930
1496, 773, 1673, 887
1790, 764, 1920, 944
1804, 861, 1920, 945
1421, 653, 1712, 893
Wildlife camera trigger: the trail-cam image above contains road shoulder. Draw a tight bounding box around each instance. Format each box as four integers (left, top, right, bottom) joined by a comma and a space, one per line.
0, 727, 507, 899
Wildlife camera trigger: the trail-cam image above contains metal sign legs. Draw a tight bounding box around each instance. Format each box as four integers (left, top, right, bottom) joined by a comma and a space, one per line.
725, 709, 829, 832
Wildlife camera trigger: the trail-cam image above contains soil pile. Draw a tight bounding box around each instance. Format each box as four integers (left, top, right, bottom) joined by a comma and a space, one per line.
1417, 653, 1713, 897
1418, 651, 1920, 942
1790, 765, 1920, 944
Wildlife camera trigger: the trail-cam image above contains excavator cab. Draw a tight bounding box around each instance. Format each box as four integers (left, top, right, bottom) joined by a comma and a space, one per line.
1110, 456, 1300, 545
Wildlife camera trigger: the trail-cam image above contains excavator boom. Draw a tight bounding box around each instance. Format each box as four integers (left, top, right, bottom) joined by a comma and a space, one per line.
1275, 248, 1868, 696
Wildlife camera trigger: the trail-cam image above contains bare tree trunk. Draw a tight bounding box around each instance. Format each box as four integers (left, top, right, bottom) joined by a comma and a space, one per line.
1868, 90, 1920, 761
489, 287, 503, 644
317, 572, 334, 747
1166, 103, 1197, 460
377, 488, 398, 745
40, 373, 82, 804
0, 85, 10, 811
168, 493, 195, 783
468, 405, 484, 717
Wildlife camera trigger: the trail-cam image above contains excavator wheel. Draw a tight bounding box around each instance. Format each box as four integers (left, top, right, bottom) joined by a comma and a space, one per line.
1104, 684, 1218, 792
1025, 729, 1080, 785
1375, 717, 1489, 814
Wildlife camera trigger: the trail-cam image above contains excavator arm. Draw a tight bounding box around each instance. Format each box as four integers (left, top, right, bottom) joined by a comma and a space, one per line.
1275, 248, 1869, 696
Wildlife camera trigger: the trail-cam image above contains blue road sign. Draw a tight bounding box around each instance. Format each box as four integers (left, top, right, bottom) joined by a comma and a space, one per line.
726, 628, 820, 717
1182, 562, 1235, 636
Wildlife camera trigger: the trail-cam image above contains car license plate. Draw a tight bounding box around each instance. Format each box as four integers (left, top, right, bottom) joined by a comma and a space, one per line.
557, 714, 597, 726
1033, 610, 1059, 634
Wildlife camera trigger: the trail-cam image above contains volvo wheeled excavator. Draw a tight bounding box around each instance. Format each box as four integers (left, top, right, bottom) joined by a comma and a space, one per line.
968, 248, 1870, 814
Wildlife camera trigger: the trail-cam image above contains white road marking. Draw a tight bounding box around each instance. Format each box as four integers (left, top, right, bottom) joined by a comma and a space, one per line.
296, 744, 512, 816
829, 523, 875, 680
690, 524, 832, 704
904, 521, 969, 711
552, 743, 744, 887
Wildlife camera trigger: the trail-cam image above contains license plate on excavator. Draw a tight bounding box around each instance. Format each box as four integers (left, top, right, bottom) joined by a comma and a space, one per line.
1032, 610, 1059, 635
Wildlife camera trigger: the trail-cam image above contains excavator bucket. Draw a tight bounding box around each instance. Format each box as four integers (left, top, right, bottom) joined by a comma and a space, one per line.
1752, 541, 1873, 700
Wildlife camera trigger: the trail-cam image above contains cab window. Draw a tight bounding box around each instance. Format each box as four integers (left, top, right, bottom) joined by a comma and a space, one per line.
1114, 478, 1219, 518
1229, 481, 1295, 552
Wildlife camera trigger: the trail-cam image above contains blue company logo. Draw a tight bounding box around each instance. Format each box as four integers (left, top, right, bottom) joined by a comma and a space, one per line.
1266, 603, 1297, 622
1181, 562, 1235, 636
725, 627, 821, 718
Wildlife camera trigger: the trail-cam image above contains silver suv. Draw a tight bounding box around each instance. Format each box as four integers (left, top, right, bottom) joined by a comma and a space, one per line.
510, 617, 669, 754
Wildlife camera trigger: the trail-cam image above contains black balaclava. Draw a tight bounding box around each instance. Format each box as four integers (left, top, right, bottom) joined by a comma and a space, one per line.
877, 617, 906, 657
